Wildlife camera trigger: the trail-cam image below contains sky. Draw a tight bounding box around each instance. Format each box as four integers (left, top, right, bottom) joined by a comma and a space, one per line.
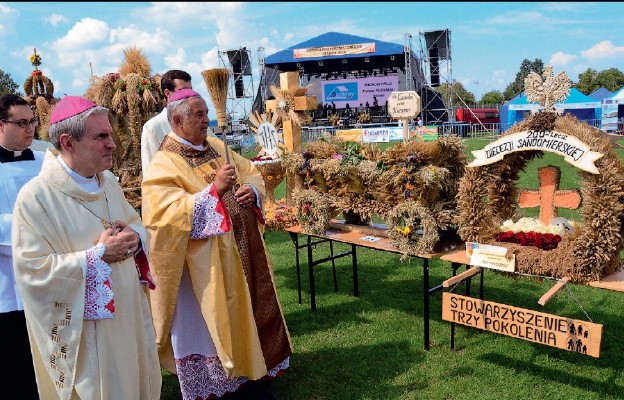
2, 1, 624, 120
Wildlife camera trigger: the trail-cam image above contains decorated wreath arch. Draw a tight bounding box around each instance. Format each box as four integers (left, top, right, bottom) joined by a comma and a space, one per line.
456, 111, 624, 283
83, 46, 164, 208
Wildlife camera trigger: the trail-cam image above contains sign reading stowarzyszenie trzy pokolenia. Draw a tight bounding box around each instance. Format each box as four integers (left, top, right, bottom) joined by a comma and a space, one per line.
442, 293, 602, 357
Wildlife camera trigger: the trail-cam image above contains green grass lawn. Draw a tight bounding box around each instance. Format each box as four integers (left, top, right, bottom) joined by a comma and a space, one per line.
161, 137, 624, 400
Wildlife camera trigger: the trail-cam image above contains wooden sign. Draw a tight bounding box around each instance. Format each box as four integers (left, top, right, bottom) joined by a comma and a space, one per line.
387, 91, 421, 119
442, 293, 603, 358
468, 130, 603, 174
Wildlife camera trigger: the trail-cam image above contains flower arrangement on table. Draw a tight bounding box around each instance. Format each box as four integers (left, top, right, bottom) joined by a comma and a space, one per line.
386, 201, 441, 258
281, 135, 467, 254
456, 112, 624, 282
495, 218, 567, 251
264, 199, 298, 231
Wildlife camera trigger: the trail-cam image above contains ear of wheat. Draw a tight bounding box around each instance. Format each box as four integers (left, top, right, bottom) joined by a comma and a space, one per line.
202, 68, 231, 163
202, 68, 230, 129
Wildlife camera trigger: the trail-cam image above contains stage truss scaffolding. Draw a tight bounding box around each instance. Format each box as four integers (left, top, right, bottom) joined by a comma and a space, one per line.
218, 47, 255, 131
419, 29, 452, 125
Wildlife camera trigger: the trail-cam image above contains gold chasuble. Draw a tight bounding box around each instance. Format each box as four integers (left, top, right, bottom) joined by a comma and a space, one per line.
142, 134, 292, 379
12, 150, 161, 400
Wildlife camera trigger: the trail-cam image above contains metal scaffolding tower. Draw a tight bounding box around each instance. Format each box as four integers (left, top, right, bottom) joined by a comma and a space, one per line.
257, 47, 267, 113
404, 33, 413, 91
419, 29, 452, 125
218, 47, 255, 131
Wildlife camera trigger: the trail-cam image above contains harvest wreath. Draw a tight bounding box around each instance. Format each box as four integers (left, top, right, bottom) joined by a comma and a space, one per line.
283, 135, 467, 255
456, 111, 624, 283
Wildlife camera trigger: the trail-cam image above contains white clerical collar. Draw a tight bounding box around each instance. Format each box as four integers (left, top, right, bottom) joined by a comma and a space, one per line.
0, 143, 23, 157
174, 133, 205, 151
57, 154, 100, 192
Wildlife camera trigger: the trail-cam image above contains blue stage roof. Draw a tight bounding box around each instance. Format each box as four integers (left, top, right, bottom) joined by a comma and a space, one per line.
265, 32, 405, 65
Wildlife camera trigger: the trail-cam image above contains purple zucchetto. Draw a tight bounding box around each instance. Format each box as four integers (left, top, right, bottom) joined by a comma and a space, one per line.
167, 88, 201, 103
50, 96, 98, 125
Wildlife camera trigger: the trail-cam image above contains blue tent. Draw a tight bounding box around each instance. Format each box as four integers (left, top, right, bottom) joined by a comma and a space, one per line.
499, 93, 522, 130
589, 87, 613, 101
502, 88, 601, 128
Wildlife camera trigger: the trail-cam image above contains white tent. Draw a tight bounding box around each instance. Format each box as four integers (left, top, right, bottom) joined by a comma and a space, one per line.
601, 86, 624, 131
605, 86, 624, 104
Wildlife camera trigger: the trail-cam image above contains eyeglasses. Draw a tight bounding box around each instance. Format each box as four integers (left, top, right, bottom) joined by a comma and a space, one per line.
1, 118, 39, 128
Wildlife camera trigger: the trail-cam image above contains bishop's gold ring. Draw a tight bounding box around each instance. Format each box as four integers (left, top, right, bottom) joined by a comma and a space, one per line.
231, 175, 236, 181
126, 249, 133, 256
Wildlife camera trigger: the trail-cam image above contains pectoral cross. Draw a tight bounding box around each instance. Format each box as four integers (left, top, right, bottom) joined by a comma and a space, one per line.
518, 165, 582, 225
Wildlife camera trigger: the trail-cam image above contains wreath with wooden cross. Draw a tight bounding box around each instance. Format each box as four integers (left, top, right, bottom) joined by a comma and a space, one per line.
456, 111, 624, 283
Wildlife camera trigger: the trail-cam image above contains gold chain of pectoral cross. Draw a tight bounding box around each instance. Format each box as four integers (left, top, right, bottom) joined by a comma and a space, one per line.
70, 191, 118, 233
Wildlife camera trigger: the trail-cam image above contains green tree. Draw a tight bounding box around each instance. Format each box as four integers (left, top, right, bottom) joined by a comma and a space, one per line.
435, 80, 475, 107
0, 69, 22, 97
480, 90, 504, 105
576, 68, 598, 94
594, 68, 624, 92
575, 67, 624, 94
503, 58, 544, 100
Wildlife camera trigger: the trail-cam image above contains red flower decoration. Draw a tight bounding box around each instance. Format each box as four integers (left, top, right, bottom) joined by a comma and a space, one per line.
31, 70, 43, 76
496, 230, 561, 251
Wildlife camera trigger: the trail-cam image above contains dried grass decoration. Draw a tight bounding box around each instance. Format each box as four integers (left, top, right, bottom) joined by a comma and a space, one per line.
24, 49, 54, 99
264, 199, 298, 231
386, 201, 440, 258
456, 112, 624, 283
292, 189, 335, 236
357, 112, 371, 124
270, 82, 312, 127
251, 156, 285, 205
201, 68, 230, 129
82, 45, 162, 209
328, 113, 341, 127
35, 96, 58, 141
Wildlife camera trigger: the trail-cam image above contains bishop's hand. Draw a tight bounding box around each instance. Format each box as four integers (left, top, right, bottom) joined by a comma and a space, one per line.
214, 163, 237, 197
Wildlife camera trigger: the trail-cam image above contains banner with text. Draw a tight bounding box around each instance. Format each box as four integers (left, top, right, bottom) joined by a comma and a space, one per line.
294, 43, 376, 59
468, 130, 603, 174
601, 102, 619, 131
469, 243, 515, 272
337, 127, 404, 143
322, 76, 398, 108
411, 126, 439, 141
362, 127, 390, 143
